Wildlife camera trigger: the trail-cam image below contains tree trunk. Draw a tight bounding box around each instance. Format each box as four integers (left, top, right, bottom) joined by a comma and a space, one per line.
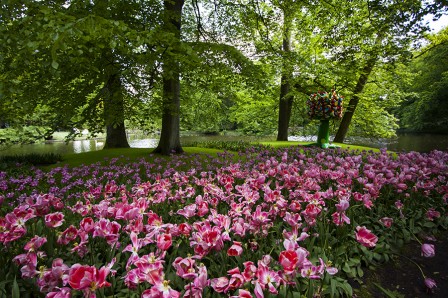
333, 58, 377, 143
153, 0, 184, 155
277, 74, 294, 141
103, 73, 130, 149
276, 11, 293, 141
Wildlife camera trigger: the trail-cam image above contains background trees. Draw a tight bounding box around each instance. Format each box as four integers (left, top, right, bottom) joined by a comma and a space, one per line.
237, 0, 327, 141
1, 0, 446, 152
395, 28, 448, 133
319, 0, 444, 142
1, 0, 163, 147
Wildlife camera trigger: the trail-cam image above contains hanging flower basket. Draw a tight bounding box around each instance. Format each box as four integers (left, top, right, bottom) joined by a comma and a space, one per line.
307, 90, 344, 148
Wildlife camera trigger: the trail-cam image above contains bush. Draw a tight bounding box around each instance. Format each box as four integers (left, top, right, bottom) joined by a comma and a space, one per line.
0, 153, 62, 167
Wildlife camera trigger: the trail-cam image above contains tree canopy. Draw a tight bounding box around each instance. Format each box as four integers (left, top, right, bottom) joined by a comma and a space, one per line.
395, 27, 448, 133
0, 0, 446, 152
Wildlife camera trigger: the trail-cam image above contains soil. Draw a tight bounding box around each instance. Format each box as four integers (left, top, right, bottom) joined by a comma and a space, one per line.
350, 230, 448, 297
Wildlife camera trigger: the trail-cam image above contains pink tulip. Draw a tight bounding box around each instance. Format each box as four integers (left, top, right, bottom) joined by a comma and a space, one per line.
173, 256, 196, 279
426, 208, 440, 221
124, 268, 140, 289
24, 235, 47, 252
210, 277, 229, 293
68, 259, 115, 293
230, 289, 253, 298
226, 270, 245, 292
57, 225, 78, 245
142, 280, 180, 298
355, 226, 378, 248
44, 212, 64, 228
79, 217, 95, 233
242, 261, 257, 282
394, 200, 403, 209
227, 241, 243, 257
156, 233, 172, 251
279, 250, 299, 275
335, 199, 349, 212
46, 287, 71, 298
256, 261, 282, 294
177, 223, 192, 236
379, 217, 393, 228
332, 211, 350, 226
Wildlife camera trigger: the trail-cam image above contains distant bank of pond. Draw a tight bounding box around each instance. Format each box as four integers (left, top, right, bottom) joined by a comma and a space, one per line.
0, 133, 447, 156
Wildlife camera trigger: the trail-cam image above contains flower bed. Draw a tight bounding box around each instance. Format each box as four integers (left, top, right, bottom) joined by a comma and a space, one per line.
1, 147, 447, 297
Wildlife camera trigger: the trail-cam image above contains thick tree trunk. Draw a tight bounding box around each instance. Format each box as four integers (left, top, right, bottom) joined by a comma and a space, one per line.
103, 73, 130, 149
277, 11, 293, 141
333, 58, 377, 143
277, 74, 294, 141
153, 0, 184, 155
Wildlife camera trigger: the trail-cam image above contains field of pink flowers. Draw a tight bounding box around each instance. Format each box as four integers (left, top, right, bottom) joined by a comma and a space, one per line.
1, 146, 447, 298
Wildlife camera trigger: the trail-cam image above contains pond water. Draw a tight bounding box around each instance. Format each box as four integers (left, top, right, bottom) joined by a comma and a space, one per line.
347, 133, 448, 153
0, 133, 447, 156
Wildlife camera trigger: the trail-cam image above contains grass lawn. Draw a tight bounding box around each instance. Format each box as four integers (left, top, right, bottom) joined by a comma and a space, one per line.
46, 141, 387, 169
47, 147, 226, 168
258, 141, 384, 152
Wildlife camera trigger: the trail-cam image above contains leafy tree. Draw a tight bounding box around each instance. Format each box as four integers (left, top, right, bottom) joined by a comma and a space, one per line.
230, 86, 278, 135
234, 1, 293, 140
153, 0, 185, 154
397, 27, 448, 132
1, 0, 265, 154
165, 1, 267, 139
328, 0, 446, 142
0, 0, 163, 148
346, 64, 412, 138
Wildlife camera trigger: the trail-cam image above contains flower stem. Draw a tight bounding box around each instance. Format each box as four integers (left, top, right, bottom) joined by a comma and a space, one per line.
396, 253, 426, 279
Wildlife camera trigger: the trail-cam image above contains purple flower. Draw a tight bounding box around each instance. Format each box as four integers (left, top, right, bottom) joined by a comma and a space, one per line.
424, 277, 437, 292
421, 244, 435, 258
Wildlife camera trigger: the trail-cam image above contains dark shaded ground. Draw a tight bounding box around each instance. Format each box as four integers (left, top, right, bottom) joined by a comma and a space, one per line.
351, 230, 448, 297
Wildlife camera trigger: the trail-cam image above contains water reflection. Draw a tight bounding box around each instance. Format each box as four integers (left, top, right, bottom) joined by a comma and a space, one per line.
385, 133, 448, 153
73, 140, 92, 153
128, 138, 158, 148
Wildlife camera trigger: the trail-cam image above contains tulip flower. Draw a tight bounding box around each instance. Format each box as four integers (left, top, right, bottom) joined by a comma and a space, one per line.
227, 241, 243, 257
44, 212, 64, 228
424, 277, 437, 293
421, 244, 435, 258
355, 226, 378, 248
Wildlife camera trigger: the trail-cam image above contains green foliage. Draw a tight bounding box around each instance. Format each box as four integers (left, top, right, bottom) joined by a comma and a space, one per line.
229, 88, 278, 135
1, 0, 445, 148
0, 126, 52, 145
0, 0, 165, 143
396, 28, 448, 132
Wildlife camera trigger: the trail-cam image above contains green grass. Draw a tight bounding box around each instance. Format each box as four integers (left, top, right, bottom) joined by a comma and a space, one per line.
42, 141, 388, 169
258, 141, 385, 152
45, 147, 226, 169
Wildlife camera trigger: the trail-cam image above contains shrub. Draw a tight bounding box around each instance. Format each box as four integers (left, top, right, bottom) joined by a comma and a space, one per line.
0, 153, 62, 167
